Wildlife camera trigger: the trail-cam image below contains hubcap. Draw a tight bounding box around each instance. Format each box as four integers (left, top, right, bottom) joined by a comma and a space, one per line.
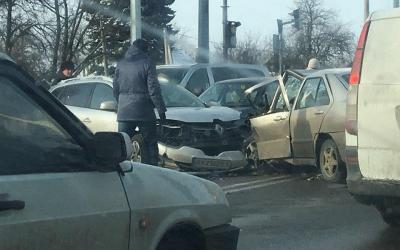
323, 147, 338, 177
131, 140, 142, 162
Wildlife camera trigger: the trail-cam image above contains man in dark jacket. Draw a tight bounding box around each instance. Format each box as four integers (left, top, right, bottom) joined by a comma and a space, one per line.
54, 61, 74, 84
113, 39, 167, 166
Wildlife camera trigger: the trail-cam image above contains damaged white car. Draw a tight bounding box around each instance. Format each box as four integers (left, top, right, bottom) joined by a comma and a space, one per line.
50, 76, 248, 171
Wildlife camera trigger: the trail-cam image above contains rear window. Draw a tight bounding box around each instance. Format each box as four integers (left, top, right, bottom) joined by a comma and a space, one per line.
337, 73, 350, 87
211, 67, 265, 82
157, 67, 189, 85
362, 18, 400, 84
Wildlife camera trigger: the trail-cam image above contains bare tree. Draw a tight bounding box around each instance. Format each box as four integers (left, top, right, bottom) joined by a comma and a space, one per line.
213, 35, 272, 65
284, 0, 355, 68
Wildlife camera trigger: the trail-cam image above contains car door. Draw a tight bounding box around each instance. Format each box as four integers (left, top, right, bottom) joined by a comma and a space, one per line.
250, 73, 304, 160
249, 77, 289, 159
0, 74, 130, 249
55, 83, 96, 128
87, 83, 118, 133
290, 77, 331, 158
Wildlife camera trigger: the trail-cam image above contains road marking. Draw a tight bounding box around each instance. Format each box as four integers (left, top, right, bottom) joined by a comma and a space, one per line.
222, 175, 291, 190
224, 176, 302, 194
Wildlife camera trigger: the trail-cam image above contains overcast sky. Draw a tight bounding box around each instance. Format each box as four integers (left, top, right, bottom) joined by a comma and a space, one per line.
171, 0, 394, 48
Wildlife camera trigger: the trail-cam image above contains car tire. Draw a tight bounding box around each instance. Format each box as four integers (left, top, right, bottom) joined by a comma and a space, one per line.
376, 204, 400, 227
130, 134, 149, 163
156, 236, 198, 250
319, 139, 346, 183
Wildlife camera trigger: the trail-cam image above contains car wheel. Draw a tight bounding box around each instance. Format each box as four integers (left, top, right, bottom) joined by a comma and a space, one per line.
156, 236, 198, 250
319, 139, 346, 183
376, 203, 400, 227
131, 134, 148, 163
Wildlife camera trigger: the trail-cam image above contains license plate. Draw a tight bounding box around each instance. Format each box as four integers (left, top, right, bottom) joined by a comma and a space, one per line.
192, 158, 232, 169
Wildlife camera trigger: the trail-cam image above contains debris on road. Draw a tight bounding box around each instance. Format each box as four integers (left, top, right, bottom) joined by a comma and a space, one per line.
307, 174, 324, 181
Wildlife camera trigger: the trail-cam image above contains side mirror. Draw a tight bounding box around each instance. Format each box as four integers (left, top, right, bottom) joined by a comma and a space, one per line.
100, 101, 117, 112
93, 132, 133, 170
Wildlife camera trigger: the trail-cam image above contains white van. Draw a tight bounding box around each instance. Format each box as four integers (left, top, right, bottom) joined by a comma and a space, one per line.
346, 9, 400, 226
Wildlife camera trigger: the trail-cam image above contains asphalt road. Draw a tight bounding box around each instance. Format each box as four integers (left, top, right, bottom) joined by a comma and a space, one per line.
213, 173, 400, 250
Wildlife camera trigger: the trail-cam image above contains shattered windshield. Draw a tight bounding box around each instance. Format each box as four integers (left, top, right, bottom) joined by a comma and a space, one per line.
160, 83, 205, 108
200, 81, 256, 107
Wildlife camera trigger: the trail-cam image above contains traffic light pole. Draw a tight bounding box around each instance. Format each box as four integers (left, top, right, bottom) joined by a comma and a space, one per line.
130, 0, 141, 42
277, 9, 300, 75
222, 0, 228, 61
198, 0, 209, 63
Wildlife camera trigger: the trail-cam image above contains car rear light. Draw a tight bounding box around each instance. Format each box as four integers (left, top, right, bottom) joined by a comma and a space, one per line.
349, 21, 371, 85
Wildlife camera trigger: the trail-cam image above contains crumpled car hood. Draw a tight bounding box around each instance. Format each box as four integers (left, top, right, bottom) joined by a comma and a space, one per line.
164, 106, 241, 123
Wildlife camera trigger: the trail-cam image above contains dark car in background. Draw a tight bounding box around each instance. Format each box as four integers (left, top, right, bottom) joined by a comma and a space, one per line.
157, 63, 270, 96
199, 77, 278, 118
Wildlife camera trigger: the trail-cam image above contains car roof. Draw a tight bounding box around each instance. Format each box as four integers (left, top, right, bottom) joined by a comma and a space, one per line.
288, 69, 319, 77
157, 63, 268, 70
305, 68, 351, 78
51, 76, 113, 90
214, 77, 270, 85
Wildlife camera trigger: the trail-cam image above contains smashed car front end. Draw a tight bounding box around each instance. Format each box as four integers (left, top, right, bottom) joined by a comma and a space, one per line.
158, 119, 248, 171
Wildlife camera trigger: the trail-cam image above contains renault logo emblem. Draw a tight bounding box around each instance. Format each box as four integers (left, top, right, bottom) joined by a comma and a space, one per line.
215, 124, 224, 135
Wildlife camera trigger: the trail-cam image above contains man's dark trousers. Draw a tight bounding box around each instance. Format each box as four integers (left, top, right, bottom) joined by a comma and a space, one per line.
118, 121, 158, 166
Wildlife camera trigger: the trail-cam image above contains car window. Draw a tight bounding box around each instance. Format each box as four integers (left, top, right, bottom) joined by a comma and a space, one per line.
212, 67, 265, 83
57, 84, 94, 108
161, 84, 205, 108
316, 80, 330, 106
221, 82, 254, 107
248, 80, 278, 112
0, 77, 89, 175
90, 83, 116, 109
51, 87, 64, 98
296, 78, 322, 109
186, 68, 209, 96
199, 84, 225, 104
337, 73, 350, 88
275, 74, 303, 111
157, 67, 189, 85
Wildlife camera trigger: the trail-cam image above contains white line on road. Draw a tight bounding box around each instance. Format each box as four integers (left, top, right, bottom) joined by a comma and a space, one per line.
224, 176, 302, 194
222, 175, 291, 190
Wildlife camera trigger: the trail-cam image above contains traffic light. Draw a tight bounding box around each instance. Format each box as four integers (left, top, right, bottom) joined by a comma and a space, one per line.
225, 21, 241, 48
291, 9, 301, 30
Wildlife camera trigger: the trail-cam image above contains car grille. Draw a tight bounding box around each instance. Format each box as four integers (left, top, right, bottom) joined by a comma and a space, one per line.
160, 121, 244, 155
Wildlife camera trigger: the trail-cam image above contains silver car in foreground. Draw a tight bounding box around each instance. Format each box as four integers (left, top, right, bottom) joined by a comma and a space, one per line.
50, 76, 248, 171
0, 54, 239, 250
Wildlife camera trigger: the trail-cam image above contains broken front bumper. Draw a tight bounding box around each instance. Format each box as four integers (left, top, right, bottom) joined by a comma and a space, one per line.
158, 143, 246, 171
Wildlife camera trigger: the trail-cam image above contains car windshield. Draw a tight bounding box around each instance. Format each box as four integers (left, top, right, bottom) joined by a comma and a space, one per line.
160, 83, 205, 108
157, 67, 189, 85
199, 81, 257, 107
